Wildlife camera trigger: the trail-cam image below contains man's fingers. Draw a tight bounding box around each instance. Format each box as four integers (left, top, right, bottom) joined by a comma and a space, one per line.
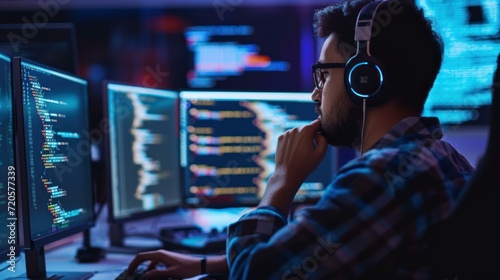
127, 251, 162, 274
146, 260, 159, 271
143, 268, 177, 280
306, 118, 322, 132
314, 132, 328, 153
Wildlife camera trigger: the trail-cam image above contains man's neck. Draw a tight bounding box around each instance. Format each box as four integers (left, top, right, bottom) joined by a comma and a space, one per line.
360, 101, 419, 153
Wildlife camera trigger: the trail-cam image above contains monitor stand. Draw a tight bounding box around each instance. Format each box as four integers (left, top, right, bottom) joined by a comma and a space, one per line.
75, 229, 106, 263
7, 246, 93, 280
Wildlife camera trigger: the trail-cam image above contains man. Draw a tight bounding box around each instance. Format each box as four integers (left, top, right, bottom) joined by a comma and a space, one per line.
125, 0, 474, 278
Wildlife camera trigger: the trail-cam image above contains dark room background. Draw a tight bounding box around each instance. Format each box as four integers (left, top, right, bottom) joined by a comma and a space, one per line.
0, 0, 498, 177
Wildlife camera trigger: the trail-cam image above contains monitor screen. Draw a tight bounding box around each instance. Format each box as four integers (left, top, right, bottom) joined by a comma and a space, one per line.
418, 0, 500, 126
0, 23, 79, 75
12, 56, 94, 279
163, 6, 313, 91
104, 82, 182, 223
0, 53, 17, 265
179, 91, 337, 208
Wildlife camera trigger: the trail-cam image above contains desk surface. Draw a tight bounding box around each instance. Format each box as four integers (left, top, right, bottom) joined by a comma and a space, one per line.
1, 234, 217, 280
4, 238, 134, 279
0, 207, 246, 280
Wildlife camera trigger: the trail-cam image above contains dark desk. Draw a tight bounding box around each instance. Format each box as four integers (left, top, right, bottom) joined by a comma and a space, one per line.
1, 236, 204, 280
1, 207, 246, 280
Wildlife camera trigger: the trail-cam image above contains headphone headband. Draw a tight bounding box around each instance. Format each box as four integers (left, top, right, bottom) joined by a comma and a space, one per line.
344, 0, 389, 107
355, 1, 386, 42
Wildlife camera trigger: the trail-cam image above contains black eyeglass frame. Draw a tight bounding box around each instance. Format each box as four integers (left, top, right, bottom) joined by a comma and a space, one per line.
312, 62, 346, 89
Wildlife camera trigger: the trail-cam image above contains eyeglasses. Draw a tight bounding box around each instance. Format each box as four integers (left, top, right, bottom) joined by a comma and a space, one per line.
312, 62, 346, 89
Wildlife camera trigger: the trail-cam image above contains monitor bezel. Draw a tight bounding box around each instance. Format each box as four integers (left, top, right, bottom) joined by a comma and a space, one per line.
102, 80, 182, 224
12, 56, 95, 250
0, 52, 21, 263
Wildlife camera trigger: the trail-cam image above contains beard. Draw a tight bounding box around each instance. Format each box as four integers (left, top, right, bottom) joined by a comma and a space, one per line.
317, 93, 363, 148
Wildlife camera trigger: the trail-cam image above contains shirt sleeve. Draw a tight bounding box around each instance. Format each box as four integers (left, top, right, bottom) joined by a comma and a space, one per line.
226, 159, 450, 279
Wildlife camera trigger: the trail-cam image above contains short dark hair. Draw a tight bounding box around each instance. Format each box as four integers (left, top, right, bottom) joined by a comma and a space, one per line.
313, 0, 444, 112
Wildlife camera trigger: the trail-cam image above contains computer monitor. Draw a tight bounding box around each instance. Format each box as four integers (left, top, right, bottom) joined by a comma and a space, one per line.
179, 91, 338, 208
0, 23, 79, 75
11, 57, 94, 279
417, 0, 500, 126
0, 52, 18, 271
103, 82, 182, 247
162, 5, 313, 91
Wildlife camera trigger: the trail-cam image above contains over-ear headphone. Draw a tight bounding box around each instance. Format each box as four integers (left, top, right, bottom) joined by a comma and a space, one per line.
344, 0, 388, 107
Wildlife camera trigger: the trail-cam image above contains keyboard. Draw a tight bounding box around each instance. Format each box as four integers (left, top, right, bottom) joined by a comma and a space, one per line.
115, 266, 147, 280
115, 268, 227, 280
115, 265, 179, 280
158, 225, 227, 253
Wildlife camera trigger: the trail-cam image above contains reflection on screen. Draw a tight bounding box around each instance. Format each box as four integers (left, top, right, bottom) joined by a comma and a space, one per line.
180, 91, 336, 207
106, 83, 181, 221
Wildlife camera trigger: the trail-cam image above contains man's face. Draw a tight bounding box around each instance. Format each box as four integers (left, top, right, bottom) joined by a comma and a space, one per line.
312, 34, 363, 148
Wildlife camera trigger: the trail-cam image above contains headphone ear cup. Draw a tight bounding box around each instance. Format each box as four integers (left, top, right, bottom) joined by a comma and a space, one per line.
344, 52, 387, 107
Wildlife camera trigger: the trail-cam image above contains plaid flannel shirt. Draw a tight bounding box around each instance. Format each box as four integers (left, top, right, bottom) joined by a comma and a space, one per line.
227, 117, 475, 279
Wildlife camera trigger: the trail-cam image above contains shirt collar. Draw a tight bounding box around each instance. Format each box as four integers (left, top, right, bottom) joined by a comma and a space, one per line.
370, 116, 443, 149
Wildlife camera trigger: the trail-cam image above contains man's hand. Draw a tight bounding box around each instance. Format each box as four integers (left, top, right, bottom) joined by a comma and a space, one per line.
259, 119, 328, 215
126, 250, 201, 279
126, 250, 227, 279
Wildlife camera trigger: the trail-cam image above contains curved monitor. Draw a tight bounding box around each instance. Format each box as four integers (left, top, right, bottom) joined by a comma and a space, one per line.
103, 82, 182, 225
179, 91, 338, 208
12, 56, 94, 279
